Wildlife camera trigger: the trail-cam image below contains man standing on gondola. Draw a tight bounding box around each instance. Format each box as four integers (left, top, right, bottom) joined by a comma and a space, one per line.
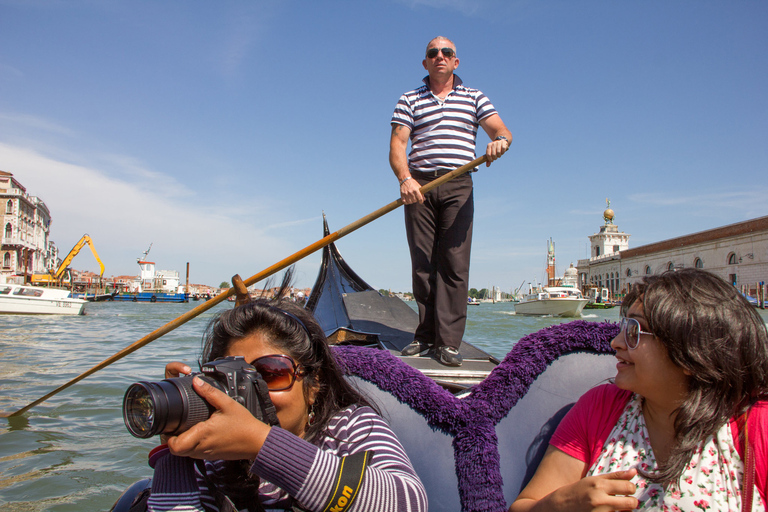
390, 36, 512, 367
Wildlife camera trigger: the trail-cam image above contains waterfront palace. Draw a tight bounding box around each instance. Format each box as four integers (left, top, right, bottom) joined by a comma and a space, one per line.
1, 171, 59, 282
577, 204, 768, 299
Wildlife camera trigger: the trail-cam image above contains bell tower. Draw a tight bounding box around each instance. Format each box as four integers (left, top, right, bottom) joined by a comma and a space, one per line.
546, 238, 556, 286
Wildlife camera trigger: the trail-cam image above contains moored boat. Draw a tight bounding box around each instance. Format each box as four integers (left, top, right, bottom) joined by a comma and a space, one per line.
583, 301, 615, 310
112, 245, 188, 303
0, 283, 86, 315
582, 285, 615, 309
514, 285, 589, 317
72, 292, 117, 302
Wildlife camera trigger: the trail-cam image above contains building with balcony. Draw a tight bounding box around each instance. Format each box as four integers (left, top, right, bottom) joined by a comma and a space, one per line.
577, 203, 768, 299
1, 171, 58, 284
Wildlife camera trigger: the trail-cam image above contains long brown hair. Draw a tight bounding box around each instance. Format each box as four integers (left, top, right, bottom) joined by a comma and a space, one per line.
621, 268, 768, 484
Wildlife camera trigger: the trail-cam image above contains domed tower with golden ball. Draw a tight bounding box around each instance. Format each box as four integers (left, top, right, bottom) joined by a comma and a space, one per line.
589, 199, 630, 259
603, 199, 615, 225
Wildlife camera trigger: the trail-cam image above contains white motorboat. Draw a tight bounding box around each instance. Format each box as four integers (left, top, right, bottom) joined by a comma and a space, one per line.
0, 283, 86, 315
513, 286, 589, 317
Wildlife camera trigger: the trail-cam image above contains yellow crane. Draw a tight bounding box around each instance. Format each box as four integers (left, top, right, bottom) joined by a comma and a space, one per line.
31, 234, 105, 286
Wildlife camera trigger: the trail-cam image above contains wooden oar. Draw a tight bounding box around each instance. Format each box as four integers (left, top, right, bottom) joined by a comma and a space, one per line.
0, 155, 487, 418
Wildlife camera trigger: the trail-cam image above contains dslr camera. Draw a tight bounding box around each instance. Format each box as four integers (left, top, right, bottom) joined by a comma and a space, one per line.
123, 356, 279, 438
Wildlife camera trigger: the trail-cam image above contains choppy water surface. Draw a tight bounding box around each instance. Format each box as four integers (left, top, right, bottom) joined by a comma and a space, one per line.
1, 300, 766, 510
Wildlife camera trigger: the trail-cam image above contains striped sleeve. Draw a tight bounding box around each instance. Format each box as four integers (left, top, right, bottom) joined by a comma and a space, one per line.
251, 406, 428, 512
147, 453, 209, 512
391, 88, 421, 131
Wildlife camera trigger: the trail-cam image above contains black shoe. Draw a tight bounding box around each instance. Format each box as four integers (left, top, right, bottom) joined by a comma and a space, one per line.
436, 346, 463, 367
401, 340, 430, 356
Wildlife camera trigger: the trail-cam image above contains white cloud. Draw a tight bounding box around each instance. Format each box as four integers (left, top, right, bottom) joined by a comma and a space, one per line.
0, 112, 75, 136
0, 142, 299, 285
629, 189, 768, 214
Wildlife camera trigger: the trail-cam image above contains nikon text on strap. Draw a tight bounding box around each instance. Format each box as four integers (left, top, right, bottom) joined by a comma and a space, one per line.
322, 451, 374, 512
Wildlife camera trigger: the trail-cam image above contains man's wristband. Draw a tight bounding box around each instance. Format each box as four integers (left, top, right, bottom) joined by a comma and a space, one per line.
495, 135, 509, 149
399, 176, 412, 186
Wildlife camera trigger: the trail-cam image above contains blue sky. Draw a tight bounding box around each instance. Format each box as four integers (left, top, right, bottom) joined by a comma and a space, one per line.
1, 0, 766, 293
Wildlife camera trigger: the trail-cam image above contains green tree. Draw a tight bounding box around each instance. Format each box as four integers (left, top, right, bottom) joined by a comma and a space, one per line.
219, 282, 230, 289
378, 289, 390, 297
469, 288, 478, 298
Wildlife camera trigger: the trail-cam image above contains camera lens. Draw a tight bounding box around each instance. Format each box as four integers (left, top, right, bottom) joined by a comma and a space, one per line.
123, 376, 216, 438
123, 384, 156, 437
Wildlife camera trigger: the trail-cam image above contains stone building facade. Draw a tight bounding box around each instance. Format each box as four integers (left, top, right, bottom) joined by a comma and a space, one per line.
577, 209, 768, 299
1, 171, 58, 283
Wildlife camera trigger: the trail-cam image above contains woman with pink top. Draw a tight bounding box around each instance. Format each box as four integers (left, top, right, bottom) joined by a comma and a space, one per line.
510, 268, 767, 512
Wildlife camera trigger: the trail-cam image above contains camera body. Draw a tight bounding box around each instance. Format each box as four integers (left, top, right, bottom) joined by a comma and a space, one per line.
123, 356, 280, 439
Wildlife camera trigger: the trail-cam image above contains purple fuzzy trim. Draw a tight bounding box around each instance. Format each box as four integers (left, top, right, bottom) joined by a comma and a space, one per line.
333, 320, 619, 512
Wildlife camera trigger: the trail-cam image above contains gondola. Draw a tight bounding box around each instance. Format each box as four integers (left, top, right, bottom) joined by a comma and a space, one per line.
305, 214, 500, 393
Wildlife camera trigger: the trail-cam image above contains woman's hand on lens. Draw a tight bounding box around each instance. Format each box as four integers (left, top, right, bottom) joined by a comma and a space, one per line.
166, 376, 270, 461
165, 361, 192, 379
159, 362, 193, 444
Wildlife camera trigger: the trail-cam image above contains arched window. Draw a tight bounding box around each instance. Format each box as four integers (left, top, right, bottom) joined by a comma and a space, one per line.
667, 262, 675, 271
2, 252, 9, 268
4, 223, 11, 239
694, 257, 704, 269
595, 247, 601, 257
727, 253, 737, 265
645, 265, 652, 275
5, 200, 11, 214
626, 268, 632, 277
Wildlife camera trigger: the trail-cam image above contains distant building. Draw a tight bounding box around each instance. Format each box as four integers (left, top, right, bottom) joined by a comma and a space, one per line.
1, 171, 58, 284
577, 203, 768, 298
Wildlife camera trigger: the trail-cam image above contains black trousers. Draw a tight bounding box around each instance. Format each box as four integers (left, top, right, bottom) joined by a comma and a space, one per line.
404, 171, 473, 350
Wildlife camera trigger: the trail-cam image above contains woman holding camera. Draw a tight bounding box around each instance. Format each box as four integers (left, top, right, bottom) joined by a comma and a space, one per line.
145, 297, 427, 511
510, 268, 768, 511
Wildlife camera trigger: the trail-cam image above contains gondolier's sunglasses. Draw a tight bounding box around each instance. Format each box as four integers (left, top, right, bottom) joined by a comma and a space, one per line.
618, 317, 655, 350
249, 354, 306, 391
426, 47, 456, 59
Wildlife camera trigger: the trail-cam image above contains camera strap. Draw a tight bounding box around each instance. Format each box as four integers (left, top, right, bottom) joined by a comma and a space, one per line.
194, 459, 267, 512
321, 450, 374, 512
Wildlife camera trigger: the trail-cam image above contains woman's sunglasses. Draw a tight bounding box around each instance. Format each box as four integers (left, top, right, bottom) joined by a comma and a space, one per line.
249, 354, 305, 391
426, 47, 455, 59
618, 317, 654, 350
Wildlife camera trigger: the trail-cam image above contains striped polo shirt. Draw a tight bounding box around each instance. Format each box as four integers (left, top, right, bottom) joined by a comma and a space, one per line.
391, 74, 498, 172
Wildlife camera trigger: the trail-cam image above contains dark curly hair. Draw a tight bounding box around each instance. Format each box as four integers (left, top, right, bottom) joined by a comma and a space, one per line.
200, 297, 377, 442
621, 268, 768, 485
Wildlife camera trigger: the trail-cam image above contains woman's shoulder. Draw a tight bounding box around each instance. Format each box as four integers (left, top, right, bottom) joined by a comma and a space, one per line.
326, 405, 389, 433
577, 382, 633, 407
321, 405, 403, 453
744, 399, 768, 431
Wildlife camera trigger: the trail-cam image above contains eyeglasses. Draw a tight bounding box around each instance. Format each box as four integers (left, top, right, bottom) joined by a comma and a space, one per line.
619, 317, 654, 350
249, 354, 305, 391
426, 47, 456, 59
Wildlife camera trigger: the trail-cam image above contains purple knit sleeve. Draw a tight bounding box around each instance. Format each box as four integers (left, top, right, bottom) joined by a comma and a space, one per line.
250, 426, 319, 496
147, 453, 206, 512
